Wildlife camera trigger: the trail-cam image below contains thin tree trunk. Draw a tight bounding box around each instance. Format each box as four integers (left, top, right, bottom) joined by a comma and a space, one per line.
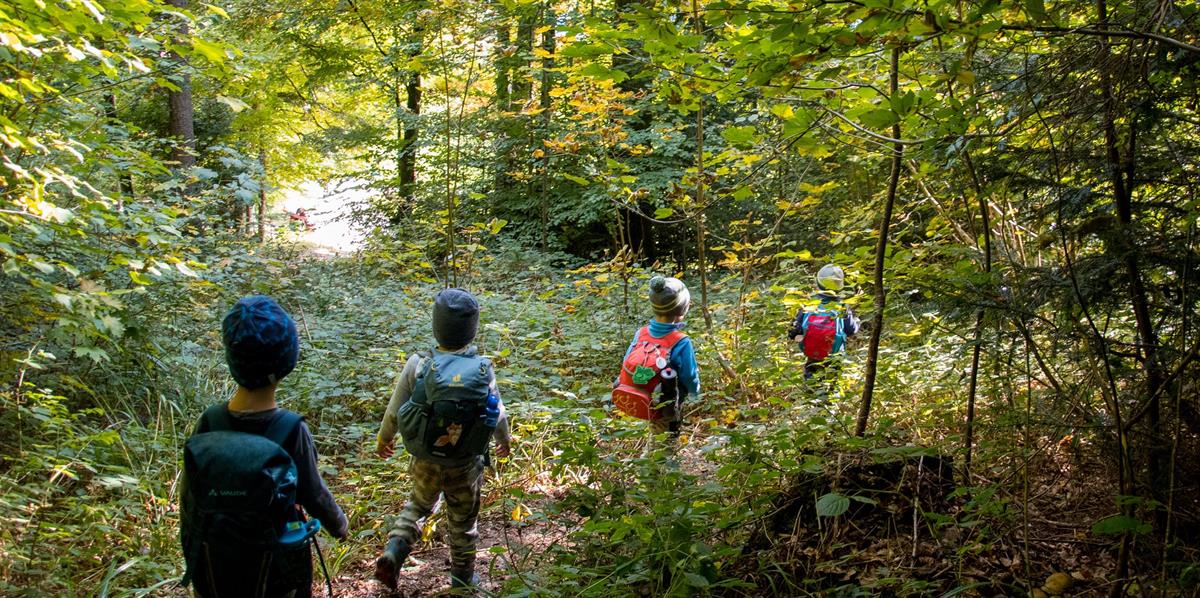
539, 5, 554, 250
513, 10, 534, 106
104, 92, 134, 206
399, 31, 422, 205
963, 146, 992, 484
692, 30, 711, 331
166, 0, 195, 172
257, 149, 267, 242
855, 45, 903, 437
1096, 2, 1139, 593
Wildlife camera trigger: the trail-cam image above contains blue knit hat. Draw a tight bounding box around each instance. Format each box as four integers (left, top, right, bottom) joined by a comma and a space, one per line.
432, 288, 479, 350
222, 296, 300, 390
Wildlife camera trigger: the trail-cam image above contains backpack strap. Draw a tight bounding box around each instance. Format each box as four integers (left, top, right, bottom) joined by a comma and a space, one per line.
800, 312, 811, 334
262, 410, 303, 447
415, 349, 436, 379
200, 403, 234, 432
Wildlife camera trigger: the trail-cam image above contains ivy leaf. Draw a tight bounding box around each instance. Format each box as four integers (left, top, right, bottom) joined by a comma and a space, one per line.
815, 492, 850, 517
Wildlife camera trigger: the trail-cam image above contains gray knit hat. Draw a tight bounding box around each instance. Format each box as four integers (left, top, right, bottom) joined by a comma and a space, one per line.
432, 288, 479, 350
648, 276, 690, 318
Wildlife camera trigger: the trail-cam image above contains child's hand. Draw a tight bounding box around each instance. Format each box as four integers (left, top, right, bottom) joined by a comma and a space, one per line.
793, 334, 803, 343
494, 441, 511, 459
376, 439, 395, 459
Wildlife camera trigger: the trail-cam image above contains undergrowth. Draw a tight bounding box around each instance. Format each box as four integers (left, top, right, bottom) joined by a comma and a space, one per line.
0, 236, 1181, 597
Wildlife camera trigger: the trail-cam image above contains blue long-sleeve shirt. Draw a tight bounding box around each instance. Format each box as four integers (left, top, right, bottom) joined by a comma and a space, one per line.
622, 320, 701, 399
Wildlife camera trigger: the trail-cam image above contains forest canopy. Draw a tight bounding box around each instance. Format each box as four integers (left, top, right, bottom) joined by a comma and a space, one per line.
0, 0, 1198, 596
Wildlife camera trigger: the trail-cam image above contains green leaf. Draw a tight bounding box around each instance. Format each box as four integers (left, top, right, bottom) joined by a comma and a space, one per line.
816, 492, 850, 517
559, 43, 613, 59
561, 173, 590, 186
203, 3, 230, 18
859, 108, 898, 128
190, 37, 227, 63
577, 63, 628, 83
1024, 0, 1048, 22
216, 95, 248, 112
1091, 515, 1151, 536
890, 91, 916, 116
100, 315, 125, 337
721, 125, 757, 146
770, 104, 794, 119
654, 207, 674, 219
74, 346, 109, 363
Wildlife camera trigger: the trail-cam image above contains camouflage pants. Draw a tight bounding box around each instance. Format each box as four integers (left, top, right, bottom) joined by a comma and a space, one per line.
388, 456, 484, 570
643, 417, 678, 457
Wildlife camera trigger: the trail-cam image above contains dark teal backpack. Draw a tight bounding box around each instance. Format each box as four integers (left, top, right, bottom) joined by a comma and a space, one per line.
180, 406, 321, 589
396, 349, 499, 464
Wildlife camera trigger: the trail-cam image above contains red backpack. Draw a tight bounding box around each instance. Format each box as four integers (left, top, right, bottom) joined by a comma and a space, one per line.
612, 327, 686, 420
800, 308, 846, 361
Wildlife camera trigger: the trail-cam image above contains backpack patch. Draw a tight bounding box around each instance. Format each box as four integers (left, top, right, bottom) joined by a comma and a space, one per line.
801, 310, 845, 361
612, 327, 685, 420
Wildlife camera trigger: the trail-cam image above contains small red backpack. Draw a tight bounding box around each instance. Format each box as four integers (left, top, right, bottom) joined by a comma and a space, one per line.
612, 327, 686, 420
800, 308, 846, 361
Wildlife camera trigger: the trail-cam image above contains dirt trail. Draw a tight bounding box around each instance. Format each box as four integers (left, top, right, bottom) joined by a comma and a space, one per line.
320, 438, 714, 597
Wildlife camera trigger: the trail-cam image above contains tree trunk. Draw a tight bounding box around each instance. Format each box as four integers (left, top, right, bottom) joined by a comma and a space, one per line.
538, 5, 555, 249
104, 92, 134, 205
495, 16, 511, 113
962, 147, 992, 484
166, 0, 196, 171
1096, 1, 1147, 592
399, 32, 422, 206
258, 149, 267, 242
855, 45, 903, 437
512, 10, 535, 107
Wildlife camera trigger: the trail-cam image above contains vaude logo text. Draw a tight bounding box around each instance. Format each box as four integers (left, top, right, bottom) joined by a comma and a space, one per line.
208, 488, 249, 497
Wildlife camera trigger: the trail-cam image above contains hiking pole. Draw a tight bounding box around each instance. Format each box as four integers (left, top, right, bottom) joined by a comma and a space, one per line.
312, 538, 334, 598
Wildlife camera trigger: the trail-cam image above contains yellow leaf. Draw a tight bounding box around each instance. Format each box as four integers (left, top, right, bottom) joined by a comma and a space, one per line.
511, 504, 531, 521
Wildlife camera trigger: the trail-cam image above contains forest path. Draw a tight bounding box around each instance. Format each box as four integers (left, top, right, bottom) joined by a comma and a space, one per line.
270, 249, 724, 597
279, 181, 370, 257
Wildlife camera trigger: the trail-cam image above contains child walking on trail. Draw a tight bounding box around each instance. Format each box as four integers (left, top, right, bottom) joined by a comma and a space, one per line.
788, 264, 861, 380
180, 296, 349, 598
612, 276, 701, 441
374, 288, 512, 591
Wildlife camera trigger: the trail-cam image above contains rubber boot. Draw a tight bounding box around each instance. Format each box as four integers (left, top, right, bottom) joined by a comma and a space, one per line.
449, 564, 480, 591
374, 537, 411, 591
